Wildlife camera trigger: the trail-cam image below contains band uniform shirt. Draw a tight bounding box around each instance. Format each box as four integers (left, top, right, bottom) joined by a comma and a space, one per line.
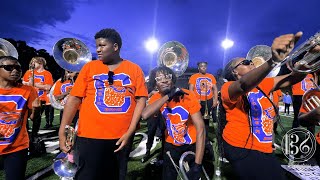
272, 89, 282, 107
292, 74, 316, 96
299, 103, 320, 144
221, 78, 276, 153
148, 89, 201, 146
53, 79, 76, 108
0, 85, 38, 155
70, 60, 148, 139
189, 73, 216, 101
22, 69, 54, 103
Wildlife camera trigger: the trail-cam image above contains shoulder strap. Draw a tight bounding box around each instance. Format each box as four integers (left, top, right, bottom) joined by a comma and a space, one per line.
256, 86, 279, 115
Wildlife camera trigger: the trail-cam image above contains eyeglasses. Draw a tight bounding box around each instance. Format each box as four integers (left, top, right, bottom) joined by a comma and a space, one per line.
108, 71, 114, 85
155, 74, 172, 83
0, 65, 22, 72
233, 59, 253, 69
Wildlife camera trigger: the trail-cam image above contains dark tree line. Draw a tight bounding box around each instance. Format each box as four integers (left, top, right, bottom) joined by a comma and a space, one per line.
4, 38, 64, 81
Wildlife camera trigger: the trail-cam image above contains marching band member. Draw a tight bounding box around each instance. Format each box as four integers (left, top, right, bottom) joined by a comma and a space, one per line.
142, 66, 205, 180
298, 94, 320, 166
221, 32, 308, 179
189, 61, 218, 161
22, 57, 53, 134
59, 28, 148, 180
292, 72, 318, 133
52, 70, 78, 124
0, 56, 40, 180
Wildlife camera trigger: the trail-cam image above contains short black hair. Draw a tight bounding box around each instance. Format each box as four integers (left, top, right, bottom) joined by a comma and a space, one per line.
148, 66, 177, 90
0, 56, 19, 64
197, 61, 208, 66
94, 28, 122, 50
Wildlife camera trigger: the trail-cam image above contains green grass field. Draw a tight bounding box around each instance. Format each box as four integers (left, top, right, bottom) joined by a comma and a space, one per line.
0, 110, 318, 179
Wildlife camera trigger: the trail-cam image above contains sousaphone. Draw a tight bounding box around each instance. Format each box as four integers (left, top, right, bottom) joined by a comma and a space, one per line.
50, 38, 92, 110
157, 41, 189, 77
0, 38, 18, 58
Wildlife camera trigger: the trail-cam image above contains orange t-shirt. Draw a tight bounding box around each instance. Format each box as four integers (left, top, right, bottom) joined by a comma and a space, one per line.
292, 74, 316, 96
149, 89, 201, 146
272, 89, 282, 107
53, 79, 73, 107
22, 69, 53, 102
299, 105, 320, 144
0, 85, 38, 155
70, 60, 148, 139
189, 73, 216, 101
221, 78, 276, 153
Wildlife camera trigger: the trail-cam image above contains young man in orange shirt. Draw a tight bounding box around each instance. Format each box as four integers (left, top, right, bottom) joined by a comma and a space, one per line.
0, 56, 40, 179
189, 61, 218, 161
142, 66, 205, 180
22, 57, 54, 133
59, 28, 148, 180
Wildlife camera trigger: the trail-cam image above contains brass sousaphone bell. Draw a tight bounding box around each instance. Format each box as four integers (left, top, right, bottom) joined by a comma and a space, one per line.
157, 41, 189, 77
0, 38, 18, 58
50, 38, 92, 110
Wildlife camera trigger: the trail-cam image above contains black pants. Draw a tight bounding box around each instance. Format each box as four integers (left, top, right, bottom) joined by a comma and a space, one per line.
292, 95, 315, 134
146, 115, 165, 153
162, 142, 196, 180
32, 101, 52, 137
74, 136, 134, 180
1, 148, 28, 180
223, 141, 286, 180
284, 103, 290, 114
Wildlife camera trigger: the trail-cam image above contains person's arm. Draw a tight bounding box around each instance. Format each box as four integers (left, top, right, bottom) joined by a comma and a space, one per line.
212, 84, 218, 107
34, 83, 52, 91
271, 72, 307, 92
228, 32, 302, 101
114, 96, 147, 152
141, 95, 169, 120
55, 88, 71, 100
59, 95, 82, 153
298, 108, 320, 126
29, 98, 41, 120
190, 111, 205, 165
189, 83, 195, 91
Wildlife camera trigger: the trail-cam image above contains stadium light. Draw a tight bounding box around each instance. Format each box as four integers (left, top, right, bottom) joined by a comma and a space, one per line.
145, 38, 159, 53
221, 39, 234, 49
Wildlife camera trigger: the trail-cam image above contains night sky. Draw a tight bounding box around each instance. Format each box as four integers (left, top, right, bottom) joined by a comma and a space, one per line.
2, 0, 320, 75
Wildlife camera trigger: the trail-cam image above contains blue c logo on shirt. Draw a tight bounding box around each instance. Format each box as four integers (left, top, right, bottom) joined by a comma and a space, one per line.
93, 73, 132, 114
34, 75, 45, 97
0, 95, 27, 145
162, 106, 193, 144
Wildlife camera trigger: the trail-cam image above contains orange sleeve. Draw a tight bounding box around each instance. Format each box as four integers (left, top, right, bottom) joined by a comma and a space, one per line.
44, 71, 54, 86
220, 81, 241, 107
70, 63, 89, 98
210, 74, 217, 85
276, 90, 282, 97
22, 70, 31, 82
27, 86, 38, 109
186, 90, 201, 115
148, 92, 161, 105
134, 66, 148, 97
188, 74, 196, 85
53, 80, 62, 96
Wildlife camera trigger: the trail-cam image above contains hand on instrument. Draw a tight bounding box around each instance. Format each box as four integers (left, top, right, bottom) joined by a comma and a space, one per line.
186, 163, 202, 180
165, 87, 188, 102
59, 133, 70, 153
271, 32, 303, 62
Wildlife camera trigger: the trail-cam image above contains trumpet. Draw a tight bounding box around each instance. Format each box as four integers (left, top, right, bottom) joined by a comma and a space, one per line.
246, 31, 320, 75
53, 125, 77, 179
203, 82, 210, 119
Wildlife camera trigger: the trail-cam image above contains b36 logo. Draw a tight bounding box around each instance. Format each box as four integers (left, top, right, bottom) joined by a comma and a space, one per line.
281, 128, 316, 163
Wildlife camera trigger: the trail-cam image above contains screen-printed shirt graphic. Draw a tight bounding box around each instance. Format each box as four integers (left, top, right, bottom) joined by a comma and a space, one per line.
189, 73, 216, 101
0, 85, 37, 155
